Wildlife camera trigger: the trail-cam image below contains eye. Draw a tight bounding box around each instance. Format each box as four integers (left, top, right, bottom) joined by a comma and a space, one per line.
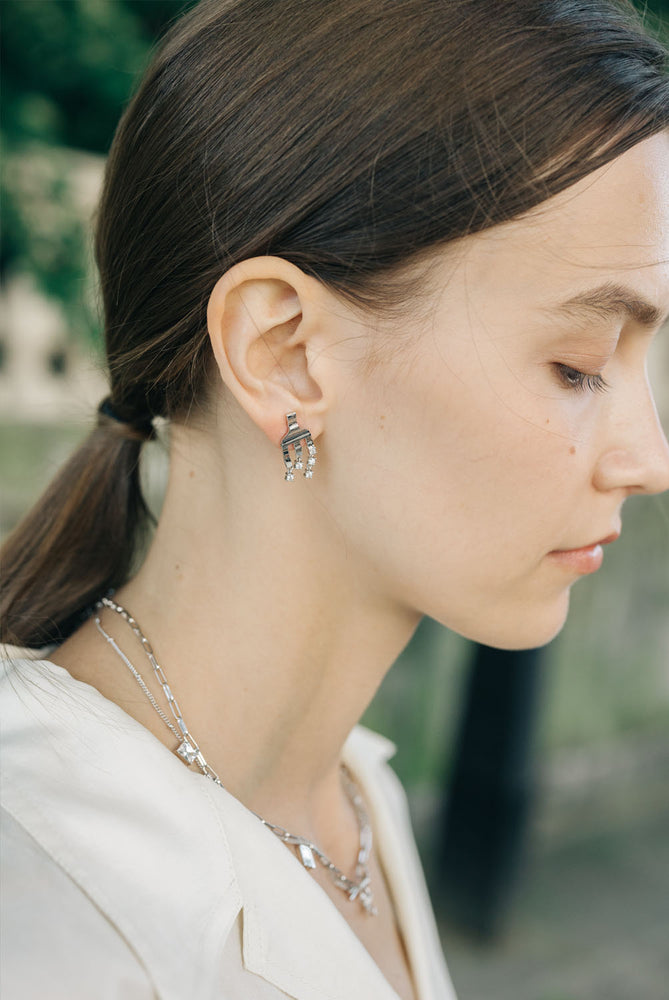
554, 363, 610, 394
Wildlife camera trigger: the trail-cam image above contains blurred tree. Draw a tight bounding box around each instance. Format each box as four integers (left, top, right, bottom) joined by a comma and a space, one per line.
0, 0, 197, 342
1, 0, 197, 153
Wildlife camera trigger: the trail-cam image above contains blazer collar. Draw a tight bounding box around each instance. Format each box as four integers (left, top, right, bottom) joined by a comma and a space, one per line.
204, 726, 402, 1000
0, 654, 407, 1000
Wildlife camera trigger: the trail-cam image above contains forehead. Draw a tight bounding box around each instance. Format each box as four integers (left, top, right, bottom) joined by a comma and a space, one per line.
456, 131, 669, 316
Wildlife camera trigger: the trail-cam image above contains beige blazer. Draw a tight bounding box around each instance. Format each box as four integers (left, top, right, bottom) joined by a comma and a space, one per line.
0, 649, 458, 1000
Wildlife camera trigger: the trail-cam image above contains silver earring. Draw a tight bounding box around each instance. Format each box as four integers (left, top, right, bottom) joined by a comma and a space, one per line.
281, 411, 317, 481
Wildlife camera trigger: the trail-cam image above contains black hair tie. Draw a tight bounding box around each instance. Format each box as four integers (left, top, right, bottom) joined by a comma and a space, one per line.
97, 395, 155, 440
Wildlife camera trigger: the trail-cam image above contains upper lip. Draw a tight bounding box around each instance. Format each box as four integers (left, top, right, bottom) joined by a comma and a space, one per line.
557, 531, 620, 552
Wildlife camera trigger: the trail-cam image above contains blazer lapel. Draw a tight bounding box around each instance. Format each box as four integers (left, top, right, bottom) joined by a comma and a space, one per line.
202, 771, 402, 1000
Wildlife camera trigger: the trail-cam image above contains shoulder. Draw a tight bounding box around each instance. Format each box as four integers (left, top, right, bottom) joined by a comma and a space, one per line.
1, 806, 156, 999
0, 651, 243, 1000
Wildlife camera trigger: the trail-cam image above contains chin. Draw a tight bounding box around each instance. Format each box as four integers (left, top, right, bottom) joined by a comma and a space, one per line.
436, 590, 572, 652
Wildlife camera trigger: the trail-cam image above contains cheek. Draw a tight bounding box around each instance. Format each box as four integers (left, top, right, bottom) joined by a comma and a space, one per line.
328, 349, 594, 648
337, 325, 594, 552
434, 420, 571, 564
343, 353, 578, 567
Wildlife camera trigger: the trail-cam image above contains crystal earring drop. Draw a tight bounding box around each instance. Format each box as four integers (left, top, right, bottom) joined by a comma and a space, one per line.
281, 412, 317, 481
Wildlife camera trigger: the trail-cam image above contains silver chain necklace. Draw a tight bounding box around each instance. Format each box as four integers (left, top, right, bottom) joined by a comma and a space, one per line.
92, 596, 377, 915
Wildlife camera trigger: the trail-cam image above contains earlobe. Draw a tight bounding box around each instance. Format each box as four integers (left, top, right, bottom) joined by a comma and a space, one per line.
205, 257, 328, 445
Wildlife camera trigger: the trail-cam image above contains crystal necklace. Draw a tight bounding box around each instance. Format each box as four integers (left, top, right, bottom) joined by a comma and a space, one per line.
92, 596, 377, 915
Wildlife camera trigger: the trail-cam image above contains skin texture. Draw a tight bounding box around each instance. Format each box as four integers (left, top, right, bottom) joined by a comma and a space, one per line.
52, 133, 669, 997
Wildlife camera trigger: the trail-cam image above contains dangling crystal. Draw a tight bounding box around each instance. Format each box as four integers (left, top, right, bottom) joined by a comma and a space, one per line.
298, 843, 317, 869
359, 883, 377, 916
176, 739, 199, 765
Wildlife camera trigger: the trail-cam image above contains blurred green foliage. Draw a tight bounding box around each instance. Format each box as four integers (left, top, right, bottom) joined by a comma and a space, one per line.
1, 0, 197, 341
1, 0, 197, 153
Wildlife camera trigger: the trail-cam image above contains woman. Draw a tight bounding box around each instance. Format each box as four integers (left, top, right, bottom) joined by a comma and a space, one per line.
2, 1, 668, 997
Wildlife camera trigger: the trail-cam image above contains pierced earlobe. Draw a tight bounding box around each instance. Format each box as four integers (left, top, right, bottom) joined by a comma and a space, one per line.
280, 412, 317, 481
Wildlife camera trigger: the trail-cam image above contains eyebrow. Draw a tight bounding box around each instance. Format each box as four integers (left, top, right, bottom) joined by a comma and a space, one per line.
547, 281, 668, 330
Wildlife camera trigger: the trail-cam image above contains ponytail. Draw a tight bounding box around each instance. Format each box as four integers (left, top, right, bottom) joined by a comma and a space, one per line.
0, 408, 155, 648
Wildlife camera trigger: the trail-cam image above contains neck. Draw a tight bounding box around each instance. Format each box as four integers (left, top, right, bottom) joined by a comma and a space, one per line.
108, 422, 421, 843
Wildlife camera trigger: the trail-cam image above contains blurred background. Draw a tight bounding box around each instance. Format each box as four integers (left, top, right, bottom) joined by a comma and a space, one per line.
1, 2, 668, 998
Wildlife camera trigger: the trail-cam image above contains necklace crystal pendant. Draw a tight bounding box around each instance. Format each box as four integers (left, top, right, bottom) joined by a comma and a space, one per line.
333, 869, 377, 916
352, 875, 377, 916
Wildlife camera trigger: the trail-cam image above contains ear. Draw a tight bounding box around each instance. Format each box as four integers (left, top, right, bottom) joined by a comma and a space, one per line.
206, 257, 332, 446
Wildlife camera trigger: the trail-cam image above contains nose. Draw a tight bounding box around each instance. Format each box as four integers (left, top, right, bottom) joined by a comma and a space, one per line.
593, 372, 669, 496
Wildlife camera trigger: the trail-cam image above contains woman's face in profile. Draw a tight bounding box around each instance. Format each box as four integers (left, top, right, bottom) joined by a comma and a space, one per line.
325, 132, 669, 649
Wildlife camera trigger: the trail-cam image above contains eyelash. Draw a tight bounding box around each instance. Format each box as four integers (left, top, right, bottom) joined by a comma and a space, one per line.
554, 363, 610, 394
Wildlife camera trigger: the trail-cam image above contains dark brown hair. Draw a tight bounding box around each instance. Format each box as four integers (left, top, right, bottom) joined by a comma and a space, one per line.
2, 0, 668, 646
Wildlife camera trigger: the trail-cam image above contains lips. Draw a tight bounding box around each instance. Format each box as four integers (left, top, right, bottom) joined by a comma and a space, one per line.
556, 531, 620, 553
547, 530, 620, 576
549, 546, 602, 574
